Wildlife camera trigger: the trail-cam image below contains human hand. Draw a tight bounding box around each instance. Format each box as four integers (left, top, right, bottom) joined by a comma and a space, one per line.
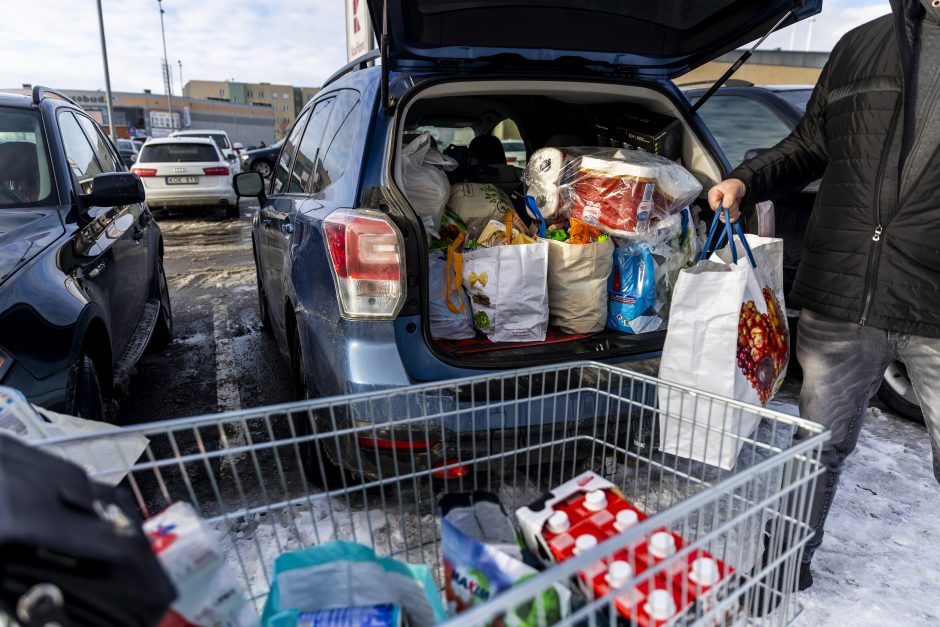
707, 178, 746, 222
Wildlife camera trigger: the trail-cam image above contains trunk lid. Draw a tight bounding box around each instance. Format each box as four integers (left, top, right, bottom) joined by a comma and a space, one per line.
369, 0, 821, 78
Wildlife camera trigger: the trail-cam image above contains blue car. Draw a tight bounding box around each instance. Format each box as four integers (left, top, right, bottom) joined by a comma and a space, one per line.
236, 0, 822, 476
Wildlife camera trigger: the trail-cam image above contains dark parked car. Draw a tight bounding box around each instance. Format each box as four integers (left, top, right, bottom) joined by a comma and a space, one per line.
234, 0, 823, 476
116, 138, 140, 167
686, 83, 923, 421
239, 138, 283, 179
0, 87, 172, 420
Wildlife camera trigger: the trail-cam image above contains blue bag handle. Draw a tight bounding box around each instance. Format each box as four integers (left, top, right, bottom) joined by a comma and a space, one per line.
700, 204, 758, 268
525, 195, 547, 237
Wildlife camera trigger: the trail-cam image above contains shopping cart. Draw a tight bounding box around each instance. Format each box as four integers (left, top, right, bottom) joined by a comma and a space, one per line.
33, 362, 827, 626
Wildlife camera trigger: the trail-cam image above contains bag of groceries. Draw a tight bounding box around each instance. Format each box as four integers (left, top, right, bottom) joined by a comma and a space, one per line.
459, 213, 549, 343
447, 182, 518, 235
429, 254, 476, 340
539, 218, 614, 334
658, 208, 789, 469
401, 133, 457, 232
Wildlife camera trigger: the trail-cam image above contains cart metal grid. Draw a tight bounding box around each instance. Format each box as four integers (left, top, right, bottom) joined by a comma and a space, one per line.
34, 362, 827, 626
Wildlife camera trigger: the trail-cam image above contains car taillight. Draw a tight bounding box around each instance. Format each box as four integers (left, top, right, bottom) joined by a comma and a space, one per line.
203, 166, 230, 175
324, 209, 406, 320
131, 167, 157, 177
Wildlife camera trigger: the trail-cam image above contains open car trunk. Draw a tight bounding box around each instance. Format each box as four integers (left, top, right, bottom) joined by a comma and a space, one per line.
393, 79, 725, 369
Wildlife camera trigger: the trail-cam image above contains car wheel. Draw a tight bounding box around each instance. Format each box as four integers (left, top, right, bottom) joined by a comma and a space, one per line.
290, 326, 345, 487
67, 355, 106, 421
878, 362, 924, 422
252, 160, 273, 179
149, 261, 173, 351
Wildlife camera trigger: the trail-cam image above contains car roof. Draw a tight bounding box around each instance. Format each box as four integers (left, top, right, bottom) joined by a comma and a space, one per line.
172, 129, 228, 135
0, 92, 33, 107
144, 136, 218, 146
765, 84, 814, 91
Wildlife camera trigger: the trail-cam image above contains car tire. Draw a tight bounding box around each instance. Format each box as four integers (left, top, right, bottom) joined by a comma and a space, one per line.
67, 355, 106, 421
149, 260, 173, 351
252, 159, 273, 179
878, 362, 924, 422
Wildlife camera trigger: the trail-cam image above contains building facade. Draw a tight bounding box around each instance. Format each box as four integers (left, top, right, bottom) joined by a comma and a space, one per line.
678, 50, 828, 88
184, 80, 320, 139
5, 86, 277, 147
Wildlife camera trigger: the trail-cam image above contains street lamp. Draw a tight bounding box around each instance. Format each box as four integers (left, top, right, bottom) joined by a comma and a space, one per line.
157, 0, 174, 131
95, 0, 116, 140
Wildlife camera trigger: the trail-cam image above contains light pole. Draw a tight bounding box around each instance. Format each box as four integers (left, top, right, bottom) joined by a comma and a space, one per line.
95, 0, 116, 140
178, 59, 184, 96
157, 0, 174, 130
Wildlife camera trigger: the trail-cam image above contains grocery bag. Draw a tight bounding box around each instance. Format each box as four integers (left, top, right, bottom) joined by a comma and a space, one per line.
447, 182, 517, 235
606, 241, 660, 334
401, 132, 457, 232
543, 230, 613, 335
461, 224, 549, 343
429, 254, 475, 340
658, 208, 789, 469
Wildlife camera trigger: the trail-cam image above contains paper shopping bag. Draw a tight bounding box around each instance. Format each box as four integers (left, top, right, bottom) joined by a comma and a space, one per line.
461, 241, 549, 343
543, 236, 614, 334
658, 212, 789, 469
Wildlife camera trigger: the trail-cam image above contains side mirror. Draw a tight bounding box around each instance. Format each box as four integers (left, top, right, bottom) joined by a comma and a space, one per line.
81, 172, 145, 208
234, 171, 265, 203
743, 148, 769, 161
226, 153, 237, 162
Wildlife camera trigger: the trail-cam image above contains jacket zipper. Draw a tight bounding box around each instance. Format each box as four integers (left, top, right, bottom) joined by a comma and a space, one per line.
859, 100, 902, 327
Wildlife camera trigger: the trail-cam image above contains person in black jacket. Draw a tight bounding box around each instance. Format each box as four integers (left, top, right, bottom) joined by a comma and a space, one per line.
709, 0, 940, 596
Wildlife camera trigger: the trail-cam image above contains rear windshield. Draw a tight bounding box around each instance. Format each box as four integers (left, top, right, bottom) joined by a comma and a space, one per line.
140, 143, 220, 163
117, 139, 135, 150
0, 107, 57, 207
184, 133, 230, 150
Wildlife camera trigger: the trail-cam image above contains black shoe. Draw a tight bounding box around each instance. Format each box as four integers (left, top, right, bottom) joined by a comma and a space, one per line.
798, 562, 814, 591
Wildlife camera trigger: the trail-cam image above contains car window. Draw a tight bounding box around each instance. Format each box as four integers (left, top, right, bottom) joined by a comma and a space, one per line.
287, 98, 334, 194
413, 124, 475, 151
75, 114, 120, 173
695, 94, 793, 168
139, 143, 220, 162
314, 91, 360, 193
0, 106, 57, 207
59, 111, 104, 192
210, 134, 231, 150
272, 108, 312, 194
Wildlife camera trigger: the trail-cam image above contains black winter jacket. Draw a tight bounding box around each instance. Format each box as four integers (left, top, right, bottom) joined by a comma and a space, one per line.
730, 2, 940, 338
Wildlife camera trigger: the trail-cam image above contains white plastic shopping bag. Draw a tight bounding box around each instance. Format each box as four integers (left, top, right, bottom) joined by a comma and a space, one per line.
461, 241, 549, 343
401, 132, 457, 232
658, 211, 789, 469
0, 386, 148, 484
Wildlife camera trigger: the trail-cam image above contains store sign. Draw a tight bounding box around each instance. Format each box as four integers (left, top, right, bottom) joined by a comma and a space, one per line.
345, 0, 374, 61
149, 110, 181, 137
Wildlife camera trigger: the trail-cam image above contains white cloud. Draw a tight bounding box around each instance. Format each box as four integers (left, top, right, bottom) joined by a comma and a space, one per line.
759, 0, 891, 52
3, 0, 350, 92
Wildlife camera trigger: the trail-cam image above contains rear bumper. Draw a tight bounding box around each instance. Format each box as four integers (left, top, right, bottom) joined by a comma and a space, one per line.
145, 186, 237, 208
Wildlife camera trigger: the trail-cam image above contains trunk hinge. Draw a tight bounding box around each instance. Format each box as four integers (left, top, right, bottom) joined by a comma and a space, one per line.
691, 8, 796, 113
380, 0, 395, 113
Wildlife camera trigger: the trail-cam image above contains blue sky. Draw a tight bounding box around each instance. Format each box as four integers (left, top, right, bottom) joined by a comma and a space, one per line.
4, 0, 891, 94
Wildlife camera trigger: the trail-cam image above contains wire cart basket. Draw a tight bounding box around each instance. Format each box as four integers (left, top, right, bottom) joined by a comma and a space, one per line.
33, 362, 827, 626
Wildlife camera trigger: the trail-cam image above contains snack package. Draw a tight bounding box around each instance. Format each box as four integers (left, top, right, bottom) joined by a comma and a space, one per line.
261, 541, 446, 627
523, 148, 702, 238
441, 491, 570, 625
294, 604, 404, 627
145, 502, 259, 627
401, 133, 457, 232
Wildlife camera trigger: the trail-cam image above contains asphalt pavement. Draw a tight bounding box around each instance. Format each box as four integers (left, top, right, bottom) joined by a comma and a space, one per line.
114, 199, 293, 425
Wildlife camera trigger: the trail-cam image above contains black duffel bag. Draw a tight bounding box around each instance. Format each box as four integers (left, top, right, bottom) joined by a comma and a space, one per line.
0, 434, 176, 626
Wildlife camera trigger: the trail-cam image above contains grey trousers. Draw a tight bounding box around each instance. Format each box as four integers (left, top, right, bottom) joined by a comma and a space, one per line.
796, 309, 940, 565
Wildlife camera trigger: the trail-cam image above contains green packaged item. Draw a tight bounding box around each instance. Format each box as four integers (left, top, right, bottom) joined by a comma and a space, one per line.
262, 541, 446, 627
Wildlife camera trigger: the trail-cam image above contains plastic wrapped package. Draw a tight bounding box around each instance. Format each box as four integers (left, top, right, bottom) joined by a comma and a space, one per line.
401, 133, 458, 232
523, 147, 702, 237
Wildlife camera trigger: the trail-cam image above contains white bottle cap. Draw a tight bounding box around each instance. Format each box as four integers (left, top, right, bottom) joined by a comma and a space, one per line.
615, 509, 639, 531
546, 510, 570, 534
690, 557, 721, 586
646, 589, 677, 620
605, 560, 633, 587
583, 489, 608, 512
574, 534, 597, 555
649, 532, 677, 559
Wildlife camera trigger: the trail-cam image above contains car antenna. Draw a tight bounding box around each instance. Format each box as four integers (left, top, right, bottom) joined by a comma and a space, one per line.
691, 8, 796, 113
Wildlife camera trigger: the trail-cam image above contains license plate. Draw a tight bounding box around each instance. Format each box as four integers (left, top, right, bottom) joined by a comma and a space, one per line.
165, 176, 198, 185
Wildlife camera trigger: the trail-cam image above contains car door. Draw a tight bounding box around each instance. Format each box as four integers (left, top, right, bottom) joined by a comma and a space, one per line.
60, 110, 148, 357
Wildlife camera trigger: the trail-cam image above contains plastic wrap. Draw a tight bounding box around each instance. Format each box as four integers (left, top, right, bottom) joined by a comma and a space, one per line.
401, 133, 457, 232
523, 147, 702, 237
